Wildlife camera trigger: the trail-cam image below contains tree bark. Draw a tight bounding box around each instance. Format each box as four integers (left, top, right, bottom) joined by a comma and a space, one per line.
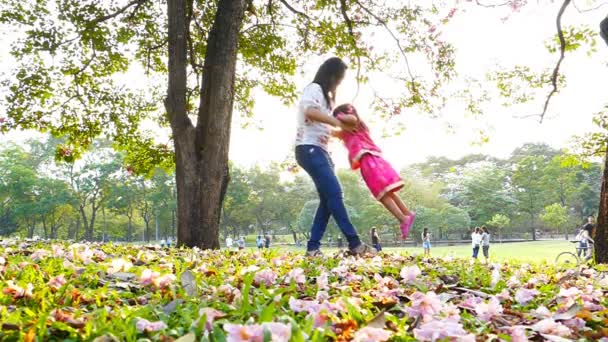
166, 0, 244, 249
594, 144, 608, 263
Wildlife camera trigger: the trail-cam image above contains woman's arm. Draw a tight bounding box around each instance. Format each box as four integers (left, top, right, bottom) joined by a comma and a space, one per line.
335, 113, 359, 126
305, 107, 356, 131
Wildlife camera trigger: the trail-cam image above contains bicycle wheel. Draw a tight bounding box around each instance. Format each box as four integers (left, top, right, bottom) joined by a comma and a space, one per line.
555, 252, 580, 269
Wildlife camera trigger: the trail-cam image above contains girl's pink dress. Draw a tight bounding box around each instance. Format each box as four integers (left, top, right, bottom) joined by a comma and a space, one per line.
336, 114, 403, 200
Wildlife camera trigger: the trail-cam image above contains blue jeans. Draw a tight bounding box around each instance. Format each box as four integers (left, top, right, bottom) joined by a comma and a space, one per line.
472, 245, 480, 258
295, 145, 362, 251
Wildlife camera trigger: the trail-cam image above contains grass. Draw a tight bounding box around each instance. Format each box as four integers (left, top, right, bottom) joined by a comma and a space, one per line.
271, 240, 576, 263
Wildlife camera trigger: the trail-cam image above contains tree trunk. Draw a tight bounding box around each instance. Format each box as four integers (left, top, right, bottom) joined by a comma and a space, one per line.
42, 217, 48, 239
166, 0, 244, 249
127, 215, 133, 242
594, 145, 608, 263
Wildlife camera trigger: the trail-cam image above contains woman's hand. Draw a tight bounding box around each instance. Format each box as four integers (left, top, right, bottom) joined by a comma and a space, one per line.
337, 119, 357, 132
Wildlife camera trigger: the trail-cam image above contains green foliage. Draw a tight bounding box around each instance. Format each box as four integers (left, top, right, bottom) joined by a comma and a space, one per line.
545, 25, 598, 56
487, 65, 566, 106
540, 203, 568, 233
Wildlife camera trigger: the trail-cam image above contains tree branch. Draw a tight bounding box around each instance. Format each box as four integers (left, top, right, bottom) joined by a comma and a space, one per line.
571, 0, 608, 13
354, 1, 417, 93
474, 0, 510, 8
87, 0, 148, 26
278, 0, 310, 20
539, 0, 571, 123
338, 0, 362, 100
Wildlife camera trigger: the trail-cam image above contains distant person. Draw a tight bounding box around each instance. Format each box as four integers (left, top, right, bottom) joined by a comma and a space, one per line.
264, 235, 271, 249
422, 228, 431, 257
583, 216, 595, 238
237, 237, 245, 250
371, 227, 382, 252
226, 236, 233, 249
337, 236, 343, 249
471, 227, 482, 259
481, 226, 491, 263
256, 235, 264, 249
575, 227, 593, 259
332, 103, 416, 239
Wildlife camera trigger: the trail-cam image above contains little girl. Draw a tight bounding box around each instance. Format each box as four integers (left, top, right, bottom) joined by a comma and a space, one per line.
333, 103, 415, 239
422, 228, 431, 256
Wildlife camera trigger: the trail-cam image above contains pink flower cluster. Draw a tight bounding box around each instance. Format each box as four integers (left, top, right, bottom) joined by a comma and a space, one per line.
224, 322, 291, 342
400, 265, 421, 283
140, 269, 175, 289
284, 268, 306, 285
135, 318, 167, 333
254, 269, 278, 287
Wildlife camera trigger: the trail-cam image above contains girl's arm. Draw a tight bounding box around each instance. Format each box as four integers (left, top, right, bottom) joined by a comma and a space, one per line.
305, 108, 355, 131
335, 113, 359, 126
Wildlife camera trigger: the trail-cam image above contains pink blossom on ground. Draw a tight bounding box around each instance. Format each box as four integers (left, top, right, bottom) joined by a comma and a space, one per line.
374, 274, 398, 288
289, 297, 320, 314
407, 291, 443, 321
155, 274, 176, 289
510, 326, 529, 342
51, 245, 65, 257
474, 297, 503, 322
107, 258, 133, 274
317, 271, 329, 290
316, 290, 329, 302
413, 318, 471, 341
562, 318, 586, 330
533, 306, 552, 318
31, 249, 49, 261
490, 268, 501, 288
254, 269, 278, 287
532, 318, 572, 337
558, 287, 582, 299
135, 318, 168, 333
400, 265, 421, 283
583, 300, 604, 312
224, 322, 291, 342
496, 289, 512, 301
443, 303, 461, 322
515, 288, 539, 305
140, 269, 160, 287
47, 275, 67, 290
352, 327, 392, 342
460, 295, 484, 309
195, 308, 225, 331
284, 268, 306, 285
240, 265, 260, 275
507, 276, 520, 288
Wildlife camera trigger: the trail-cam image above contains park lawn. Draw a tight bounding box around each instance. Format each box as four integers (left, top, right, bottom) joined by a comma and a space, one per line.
276, 240, 575, 263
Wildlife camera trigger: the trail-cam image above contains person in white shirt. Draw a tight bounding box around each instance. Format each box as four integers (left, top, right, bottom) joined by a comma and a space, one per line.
225, 236, 233, 249
481, 226, 491, 263
471, 227, 482, 259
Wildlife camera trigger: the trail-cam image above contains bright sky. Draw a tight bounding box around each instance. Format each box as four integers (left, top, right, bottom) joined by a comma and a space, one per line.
1, 1, 607, 171
230, 1, 608, 170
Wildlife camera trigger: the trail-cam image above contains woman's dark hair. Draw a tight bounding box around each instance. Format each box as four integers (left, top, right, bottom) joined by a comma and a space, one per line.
601, 16, 608, 46
312, 57, 348, 109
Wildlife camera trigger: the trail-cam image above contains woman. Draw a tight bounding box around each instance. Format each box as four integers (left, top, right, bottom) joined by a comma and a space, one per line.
295, 57, 374, 257
481, 226, 490, 263
371, 227, 382, 252
471, 227, 481, 259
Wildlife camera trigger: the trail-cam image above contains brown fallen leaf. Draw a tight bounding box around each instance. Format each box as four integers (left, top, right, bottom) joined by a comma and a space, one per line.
1, 323, 20, 331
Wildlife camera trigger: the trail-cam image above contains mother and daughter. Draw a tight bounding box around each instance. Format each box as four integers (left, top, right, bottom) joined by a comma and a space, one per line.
295, 57, 416, 256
